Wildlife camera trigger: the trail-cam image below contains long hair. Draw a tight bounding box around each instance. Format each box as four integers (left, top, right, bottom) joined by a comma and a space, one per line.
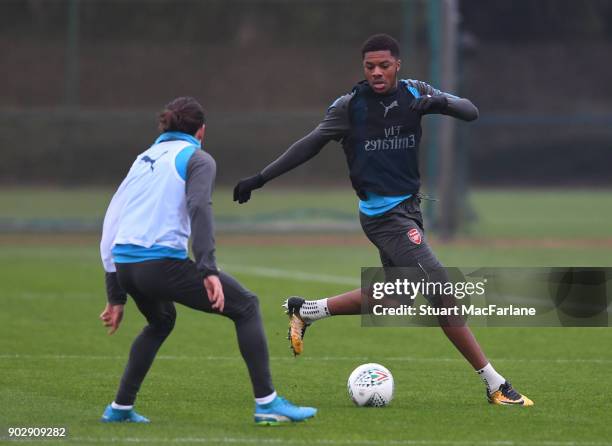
158, 96, 205, 135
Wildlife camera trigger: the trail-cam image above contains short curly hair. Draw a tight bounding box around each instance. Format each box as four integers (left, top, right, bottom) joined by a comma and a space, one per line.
361, 34, 400, 59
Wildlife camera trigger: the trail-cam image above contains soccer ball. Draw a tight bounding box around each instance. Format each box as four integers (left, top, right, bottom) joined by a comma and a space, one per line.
347, 363, 394, 407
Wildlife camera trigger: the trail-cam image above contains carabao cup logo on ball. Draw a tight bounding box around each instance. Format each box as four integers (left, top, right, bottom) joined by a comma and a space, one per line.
347, 363, 394, 407
354, 367, 391, 386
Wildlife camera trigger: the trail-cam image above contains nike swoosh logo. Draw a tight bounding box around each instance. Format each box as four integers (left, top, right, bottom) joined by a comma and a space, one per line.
498, 398, 525, 405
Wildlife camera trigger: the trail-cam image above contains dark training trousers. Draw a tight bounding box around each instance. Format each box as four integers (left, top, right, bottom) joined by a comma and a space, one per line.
114, 259, 274, 406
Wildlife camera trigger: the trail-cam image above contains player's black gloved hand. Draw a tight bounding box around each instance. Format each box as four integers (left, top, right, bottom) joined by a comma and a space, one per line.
233, 173, 266, 203
409, 94, 448, 114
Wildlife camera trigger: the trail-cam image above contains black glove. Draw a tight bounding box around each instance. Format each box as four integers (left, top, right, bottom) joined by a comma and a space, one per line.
233, 173, 266, 203
409, 94, 448, 114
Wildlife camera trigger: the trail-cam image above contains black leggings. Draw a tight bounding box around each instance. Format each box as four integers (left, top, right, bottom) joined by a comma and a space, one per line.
114, 259, 274, 405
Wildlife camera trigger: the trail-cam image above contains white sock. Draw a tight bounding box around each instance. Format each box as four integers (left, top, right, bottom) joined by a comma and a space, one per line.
476, 363, 506, 394
255, 391, 277, 405
111, 401, 133, 410
299, 299, 330, 323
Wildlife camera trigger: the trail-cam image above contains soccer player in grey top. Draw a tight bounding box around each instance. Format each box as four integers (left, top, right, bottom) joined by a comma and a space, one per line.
99, 97, 316, 424
234, 34, 533, 406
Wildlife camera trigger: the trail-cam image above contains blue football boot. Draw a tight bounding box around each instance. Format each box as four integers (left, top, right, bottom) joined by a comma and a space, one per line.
100, 404, 150, 423
254, 396, 317, 425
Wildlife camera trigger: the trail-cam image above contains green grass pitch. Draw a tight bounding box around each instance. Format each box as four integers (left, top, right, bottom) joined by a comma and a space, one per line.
1, 188, 612, 445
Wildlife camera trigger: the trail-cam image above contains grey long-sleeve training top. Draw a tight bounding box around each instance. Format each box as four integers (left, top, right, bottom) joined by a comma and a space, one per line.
260, 79, 478, 183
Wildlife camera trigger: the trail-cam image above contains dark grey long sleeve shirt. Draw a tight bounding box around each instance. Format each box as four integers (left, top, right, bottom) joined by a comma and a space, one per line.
186, 149, 218, 277
261, 79, 478, 183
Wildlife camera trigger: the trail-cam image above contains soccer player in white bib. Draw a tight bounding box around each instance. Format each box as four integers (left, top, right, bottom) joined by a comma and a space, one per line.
99, 97, 316, 424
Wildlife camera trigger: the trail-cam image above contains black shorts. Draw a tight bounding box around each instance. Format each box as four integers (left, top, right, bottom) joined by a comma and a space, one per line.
359, 195, 443, 271
360, 196, 450, 306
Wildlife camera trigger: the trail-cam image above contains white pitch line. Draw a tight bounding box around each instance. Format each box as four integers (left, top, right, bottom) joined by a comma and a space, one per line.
4, 436, 612, 446
3, 264, 358, 302
1, 354, 611, 364
222, 264, 359, 286
6, 291, 99, 300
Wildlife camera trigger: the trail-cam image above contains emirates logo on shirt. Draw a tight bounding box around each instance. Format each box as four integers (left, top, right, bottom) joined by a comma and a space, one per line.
407, 228, 422, 245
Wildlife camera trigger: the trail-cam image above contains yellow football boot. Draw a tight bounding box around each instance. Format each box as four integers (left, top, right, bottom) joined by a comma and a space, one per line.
488, 381, 534, 406
283, 297, 310, 356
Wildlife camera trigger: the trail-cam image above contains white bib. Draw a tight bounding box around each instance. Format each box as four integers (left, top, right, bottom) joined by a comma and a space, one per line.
112, 140, 193, 251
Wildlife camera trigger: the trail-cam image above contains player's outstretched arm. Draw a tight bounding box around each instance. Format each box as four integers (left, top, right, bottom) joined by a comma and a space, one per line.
233, 130, 331, 203
233, 94, 351, 204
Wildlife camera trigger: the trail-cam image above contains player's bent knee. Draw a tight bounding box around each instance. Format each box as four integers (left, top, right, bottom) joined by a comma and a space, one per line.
243, 291, 260, 313
148, 311, 176, 337
231, 292, 260, 322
